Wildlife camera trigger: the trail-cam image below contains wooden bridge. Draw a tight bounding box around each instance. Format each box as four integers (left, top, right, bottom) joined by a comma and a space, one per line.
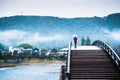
64, 40, 120, 80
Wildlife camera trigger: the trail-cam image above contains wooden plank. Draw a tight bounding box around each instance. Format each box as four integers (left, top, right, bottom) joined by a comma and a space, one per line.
70, 50, 120, 80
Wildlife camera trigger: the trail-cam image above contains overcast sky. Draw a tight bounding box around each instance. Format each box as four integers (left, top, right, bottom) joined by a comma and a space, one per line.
0, 0, 120, 18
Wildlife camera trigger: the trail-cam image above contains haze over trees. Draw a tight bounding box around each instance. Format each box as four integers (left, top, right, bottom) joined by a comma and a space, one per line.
0, 13, 120, 48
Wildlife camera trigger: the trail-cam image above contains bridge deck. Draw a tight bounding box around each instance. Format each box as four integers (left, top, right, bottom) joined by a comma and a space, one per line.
70, 46, 120, 80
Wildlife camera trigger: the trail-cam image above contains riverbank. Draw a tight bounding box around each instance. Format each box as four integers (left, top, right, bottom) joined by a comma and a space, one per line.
0, 59, 65, 68
0, 63, 19, 68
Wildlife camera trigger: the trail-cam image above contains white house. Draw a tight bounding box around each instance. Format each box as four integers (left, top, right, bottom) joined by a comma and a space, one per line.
59, 48, 68, 55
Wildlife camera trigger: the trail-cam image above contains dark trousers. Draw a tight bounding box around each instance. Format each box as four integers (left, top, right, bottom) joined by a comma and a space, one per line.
74, 41, 77, 48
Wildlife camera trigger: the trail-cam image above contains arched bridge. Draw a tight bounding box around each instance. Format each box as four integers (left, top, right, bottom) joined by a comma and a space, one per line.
65, 40, 120, 80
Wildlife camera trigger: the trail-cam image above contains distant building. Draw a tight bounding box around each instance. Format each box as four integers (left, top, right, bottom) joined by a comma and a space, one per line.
32, 48, 39, 58
13, 48, 20, 56
50, 48, 58, 56
34, 48, 39, 53
59, 48, 68, 55
40, 49, 48, 56
9, 46, 14, 53
8, 46, 33, 57
22, 48, 32, 54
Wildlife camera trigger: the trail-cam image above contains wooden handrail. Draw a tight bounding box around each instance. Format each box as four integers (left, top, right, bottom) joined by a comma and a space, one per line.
66, 42, 72, 80
92, 40, 120, 70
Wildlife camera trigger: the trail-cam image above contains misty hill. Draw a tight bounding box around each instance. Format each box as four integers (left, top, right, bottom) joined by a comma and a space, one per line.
0, 13, 120, 48
0, 13, 120, 32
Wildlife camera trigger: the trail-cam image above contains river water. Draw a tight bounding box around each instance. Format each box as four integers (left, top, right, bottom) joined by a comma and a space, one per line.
0, 64, 61, 80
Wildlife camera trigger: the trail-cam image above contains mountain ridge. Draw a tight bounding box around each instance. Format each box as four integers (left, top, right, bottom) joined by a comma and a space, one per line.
0, 13, 120, 32
0, 13, 120, 48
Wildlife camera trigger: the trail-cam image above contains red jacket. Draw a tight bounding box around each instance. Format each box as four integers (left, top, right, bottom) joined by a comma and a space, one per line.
74, 36, 78, 42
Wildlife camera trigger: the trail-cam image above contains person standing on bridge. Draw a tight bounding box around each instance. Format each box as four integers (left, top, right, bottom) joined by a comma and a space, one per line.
73, 35, 78, 48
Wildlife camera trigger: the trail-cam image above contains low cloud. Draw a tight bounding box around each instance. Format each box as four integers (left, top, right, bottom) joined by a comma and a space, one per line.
1, 28, 120, 47
0, 30, 67, 46
101, 28, 120, 41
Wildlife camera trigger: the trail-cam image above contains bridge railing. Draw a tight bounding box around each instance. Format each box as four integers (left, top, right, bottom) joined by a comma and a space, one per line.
66, 41, 72, 80
92, 40, 120, 70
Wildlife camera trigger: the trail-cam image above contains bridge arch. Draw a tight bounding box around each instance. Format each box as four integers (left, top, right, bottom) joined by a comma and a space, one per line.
92, 40, 120, 70
63, 40, 120, 80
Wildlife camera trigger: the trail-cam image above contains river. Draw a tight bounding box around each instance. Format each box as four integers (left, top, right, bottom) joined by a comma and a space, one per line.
0, 64, 61, 80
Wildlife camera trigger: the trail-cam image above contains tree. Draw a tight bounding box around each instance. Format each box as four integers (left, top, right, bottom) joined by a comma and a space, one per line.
86, 36, 91, 46
0, 43, 4, 50
40, 48, 48, 56
81, 36, 86, 46
18, 43, 32, 49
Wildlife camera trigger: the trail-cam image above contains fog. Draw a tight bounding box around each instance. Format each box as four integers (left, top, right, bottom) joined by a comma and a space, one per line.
0, 28, 120, 48
102, 28, 120, 41
0, 30, 69, 47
